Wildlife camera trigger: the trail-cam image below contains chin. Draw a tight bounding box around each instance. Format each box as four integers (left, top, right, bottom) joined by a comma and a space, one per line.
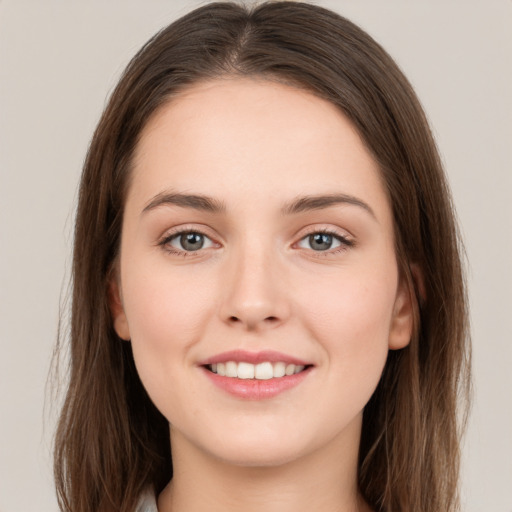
193, 422, 321, 469
211, 443, 305, 468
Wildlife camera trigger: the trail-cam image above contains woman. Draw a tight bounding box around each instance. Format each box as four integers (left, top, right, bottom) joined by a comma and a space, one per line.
54, 2, 470, 511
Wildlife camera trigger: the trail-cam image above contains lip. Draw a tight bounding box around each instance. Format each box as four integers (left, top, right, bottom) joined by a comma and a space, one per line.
201, 365, 313, 400
198, 349, 310, 366
198, 350, 313, 400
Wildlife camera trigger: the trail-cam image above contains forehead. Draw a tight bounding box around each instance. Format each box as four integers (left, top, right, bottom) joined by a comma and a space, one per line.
135, 77, 371, 167
129, 77, 390, 222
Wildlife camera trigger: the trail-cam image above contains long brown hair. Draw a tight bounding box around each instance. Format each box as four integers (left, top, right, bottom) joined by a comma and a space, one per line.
53, 2, 470, 511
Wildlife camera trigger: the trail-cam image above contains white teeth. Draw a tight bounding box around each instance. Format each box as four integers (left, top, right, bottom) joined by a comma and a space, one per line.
273, 362, 286, 378
225, 361, 237, 377
285, 364, 295, 376
237, 362, 255, 379
254, 362, 273, 380
209, 361, 307, 379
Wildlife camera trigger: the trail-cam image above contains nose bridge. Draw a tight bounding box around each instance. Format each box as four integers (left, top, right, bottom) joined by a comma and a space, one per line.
220, 232, 289, 331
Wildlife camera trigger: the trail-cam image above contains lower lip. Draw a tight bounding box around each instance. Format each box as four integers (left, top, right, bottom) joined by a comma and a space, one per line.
202, 366, 312, 400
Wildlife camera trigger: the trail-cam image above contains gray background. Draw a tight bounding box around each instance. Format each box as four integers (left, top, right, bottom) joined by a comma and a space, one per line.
1, 1, 511, 510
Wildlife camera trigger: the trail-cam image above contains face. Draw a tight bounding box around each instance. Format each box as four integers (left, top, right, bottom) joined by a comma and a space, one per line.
111, 78, 413, 467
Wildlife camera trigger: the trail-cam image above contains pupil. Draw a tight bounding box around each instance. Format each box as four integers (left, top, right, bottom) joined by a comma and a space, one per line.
310, 233, 332, 251
181, 232, 204, 251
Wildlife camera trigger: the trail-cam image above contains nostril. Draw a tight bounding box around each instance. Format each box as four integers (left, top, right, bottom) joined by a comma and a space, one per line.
226, 314, 281, 328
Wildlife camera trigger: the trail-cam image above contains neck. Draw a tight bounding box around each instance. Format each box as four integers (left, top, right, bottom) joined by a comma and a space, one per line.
157, 418, 371, 512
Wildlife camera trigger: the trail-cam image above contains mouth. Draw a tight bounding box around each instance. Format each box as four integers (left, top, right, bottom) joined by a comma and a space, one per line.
205, 361, 309, 380
199, 350, 313, 399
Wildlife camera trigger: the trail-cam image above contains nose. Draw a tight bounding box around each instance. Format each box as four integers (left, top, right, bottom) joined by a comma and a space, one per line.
219, 241, 290, 332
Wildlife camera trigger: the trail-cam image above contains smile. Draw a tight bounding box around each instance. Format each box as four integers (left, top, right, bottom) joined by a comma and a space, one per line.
200, 350, 313, 400
208, 361, 306, 379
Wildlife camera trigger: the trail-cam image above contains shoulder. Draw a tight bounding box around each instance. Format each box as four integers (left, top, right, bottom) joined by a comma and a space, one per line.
135, 488, 158, 512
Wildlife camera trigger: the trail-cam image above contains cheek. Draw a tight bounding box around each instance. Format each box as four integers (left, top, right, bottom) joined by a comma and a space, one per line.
124, 261, 216, 335
297, 265, 397, 387
302, 266, 396, 335
121, 263, 217, 387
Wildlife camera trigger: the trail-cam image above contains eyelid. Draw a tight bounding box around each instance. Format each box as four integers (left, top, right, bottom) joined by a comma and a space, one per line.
293, 226, 355, 253
157, 223, 219, 241
295, 225, 354, 243
156, 223, 355, 257
157, 224, 221, 256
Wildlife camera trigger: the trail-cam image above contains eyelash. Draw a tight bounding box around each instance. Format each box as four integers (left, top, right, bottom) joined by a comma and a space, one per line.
158, 227, 354, 258
298, 228, 355, 256
158, 227, 215, 258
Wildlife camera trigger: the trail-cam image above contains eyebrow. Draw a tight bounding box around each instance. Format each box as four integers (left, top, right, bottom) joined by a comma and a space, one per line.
141, 191, 375, 219
280, 193, 376, 219
142, 191, 227, 214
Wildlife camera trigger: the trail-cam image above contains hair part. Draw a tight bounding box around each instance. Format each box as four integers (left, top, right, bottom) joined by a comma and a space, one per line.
54, 2, 470, 511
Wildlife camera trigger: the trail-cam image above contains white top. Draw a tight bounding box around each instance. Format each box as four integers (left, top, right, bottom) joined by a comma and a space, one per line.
135, 489, 158, 512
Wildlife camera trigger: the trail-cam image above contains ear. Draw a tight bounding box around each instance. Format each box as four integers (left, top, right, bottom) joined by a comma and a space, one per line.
108, 275, 131, 341
388, 272, 416, 350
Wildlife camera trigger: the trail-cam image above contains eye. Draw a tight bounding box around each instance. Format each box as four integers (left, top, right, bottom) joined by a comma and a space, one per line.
297, 231, 352, 252
162, 230, 215, 253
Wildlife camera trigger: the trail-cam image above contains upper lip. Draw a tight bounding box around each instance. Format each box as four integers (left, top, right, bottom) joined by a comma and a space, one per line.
198, 349, 311, 366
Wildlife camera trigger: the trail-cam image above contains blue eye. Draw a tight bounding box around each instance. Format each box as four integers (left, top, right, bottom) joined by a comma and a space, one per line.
297, 232, 351, 252
164, 231, 215, 252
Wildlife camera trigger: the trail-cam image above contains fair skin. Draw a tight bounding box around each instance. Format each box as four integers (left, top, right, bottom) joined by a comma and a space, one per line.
111, 77, 413, 512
